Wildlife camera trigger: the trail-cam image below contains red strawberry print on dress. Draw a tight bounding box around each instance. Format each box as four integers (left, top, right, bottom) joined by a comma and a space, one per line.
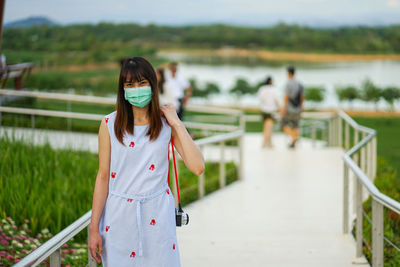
173, 243, 176, 250
130, 251, 136, 258
105, 226, 110, 232
150, 219, 156, 226
129, 141, 135, 148
149, 164, 155, 171
166, 189, 170, 195
105, 117, 109, 123
111, 172, 116, 178
127, 198, 133, 203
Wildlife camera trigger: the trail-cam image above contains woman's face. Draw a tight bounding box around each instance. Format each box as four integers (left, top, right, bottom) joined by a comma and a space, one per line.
123, 78, 150, 89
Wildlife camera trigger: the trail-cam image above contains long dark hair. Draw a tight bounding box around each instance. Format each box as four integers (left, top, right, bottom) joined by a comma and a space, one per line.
263, 76, 273, 85
156, 68, 165, 94
114, 57, 162, 145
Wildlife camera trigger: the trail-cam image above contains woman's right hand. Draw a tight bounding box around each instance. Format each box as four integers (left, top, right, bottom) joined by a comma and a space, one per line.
89, 230, 103, 263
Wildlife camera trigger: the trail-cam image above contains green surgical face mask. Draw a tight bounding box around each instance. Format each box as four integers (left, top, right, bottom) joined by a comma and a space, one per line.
124, 85, 152, 108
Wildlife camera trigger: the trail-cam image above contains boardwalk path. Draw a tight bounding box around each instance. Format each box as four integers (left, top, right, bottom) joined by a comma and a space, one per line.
177, 134, 367, 267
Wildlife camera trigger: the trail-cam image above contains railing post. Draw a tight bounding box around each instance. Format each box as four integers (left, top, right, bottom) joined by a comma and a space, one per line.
67, 88, 74, 131
198, 145, 205, 198
338, 116, 342, 148
0, 98, 2, 127
355, 178, 363, 258
329, 116, 334, 146
345, 121, 350, 150
352, 129, 359, 213
31, 114, 35, 129
49, 249, 61, 267
311, 121, 316, 148
238, 112, 245, 180
361, 132, 366, 174
219, 141, 226, 188
372, 199, 384, 267
343, 163, 349, 234
367, 139, 372, 180
372, 136, 377, 181
88, 226, 97, 267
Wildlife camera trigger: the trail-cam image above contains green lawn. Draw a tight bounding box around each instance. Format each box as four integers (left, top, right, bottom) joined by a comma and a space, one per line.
353, 116, 400, 180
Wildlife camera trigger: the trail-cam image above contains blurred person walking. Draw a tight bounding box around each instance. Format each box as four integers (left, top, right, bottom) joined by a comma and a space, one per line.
281, 66, 305, 148
165, 62, 192, 120
157, 67, 179, 110
257, 76, 280, 148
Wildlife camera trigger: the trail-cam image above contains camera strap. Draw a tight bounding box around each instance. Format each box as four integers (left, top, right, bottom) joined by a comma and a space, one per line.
168, 132, 182, 205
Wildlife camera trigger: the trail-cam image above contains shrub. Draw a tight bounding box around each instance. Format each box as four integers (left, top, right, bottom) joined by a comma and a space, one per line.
336, 86, 359, 108
305, 86, 325, 103
381, 87, 400, 110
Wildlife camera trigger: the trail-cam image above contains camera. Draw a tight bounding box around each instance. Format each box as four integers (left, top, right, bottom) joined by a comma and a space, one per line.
175, 204, 189, 227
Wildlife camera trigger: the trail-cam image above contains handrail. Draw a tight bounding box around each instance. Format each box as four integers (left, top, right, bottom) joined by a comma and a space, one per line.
0, 89, 241, 115
343, 153, 400, 214
340, 111, 400, 213
345, 130, 375, 157
0, 106, 240, 132
0, 88, 115, 104
338, 110, 400, 267
14, 211, 92, 267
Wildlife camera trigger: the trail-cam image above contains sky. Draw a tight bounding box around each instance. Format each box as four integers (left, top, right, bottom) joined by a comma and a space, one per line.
4, 0, 400, 27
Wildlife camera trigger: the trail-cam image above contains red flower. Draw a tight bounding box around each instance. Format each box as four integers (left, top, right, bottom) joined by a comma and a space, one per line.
105, 226, 110, 232
130, 251, 136, 258
149, 164, 155, 171
166, 189, 170, 195
105, 118, 109, 123
129, 141, 135, 148
150, 219, 156, 225
173, 243, 176, 250
111, 172, 116, 178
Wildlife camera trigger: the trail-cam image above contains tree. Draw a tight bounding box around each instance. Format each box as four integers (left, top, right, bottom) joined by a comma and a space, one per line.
190, 79, 207, 97
229, 78, 255, 96
361, 79, 381, 110
204, 82, 221, 97
381, 86, 400, 111
305, 86, 325, 103
336, 86, 359, 109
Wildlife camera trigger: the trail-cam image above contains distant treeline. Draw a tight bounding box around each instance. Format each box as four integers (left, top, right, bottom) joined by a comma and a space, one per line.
3, 23, 400, 62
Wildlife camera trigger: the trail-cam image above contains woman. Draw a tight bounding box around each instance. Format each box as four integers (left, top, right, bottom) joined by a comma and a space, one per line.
257, 76, 280, 148
89, 57, 204, 266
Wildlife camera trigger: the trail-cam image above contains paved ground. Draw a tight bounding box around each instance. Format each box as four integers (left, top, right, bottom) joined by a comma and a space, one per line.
177, 133, 369, 267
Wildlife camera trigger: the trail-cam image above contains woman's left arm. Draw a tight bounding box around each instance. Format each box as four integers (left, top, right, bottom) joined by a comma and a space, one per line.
161, 104, 205, 176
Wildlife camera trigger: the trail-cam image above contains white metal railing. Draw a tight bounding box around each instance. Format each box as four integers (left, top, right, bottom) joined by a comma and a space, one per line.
338, 110, 400, 267
1, 89, 244, 267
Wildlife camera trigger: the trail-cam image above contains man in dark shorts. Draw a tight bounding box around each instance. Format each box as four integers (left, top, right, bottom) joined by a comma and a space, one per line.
281, 66, 305, 148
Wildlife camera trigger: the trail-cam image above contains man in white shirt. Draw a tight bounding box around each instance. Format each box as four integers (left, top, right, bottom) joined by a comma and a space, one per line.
166, 62, 192, 120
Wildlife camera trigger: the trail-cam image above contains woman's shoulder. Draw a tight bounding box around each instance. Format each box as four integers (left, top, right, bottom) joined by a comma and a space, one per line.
104, 110, 117, 120
161, 116, 171, 129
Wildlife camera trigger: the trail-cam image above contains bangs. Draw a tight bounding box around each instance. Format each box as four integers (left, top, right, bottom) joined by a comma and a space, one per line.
121, 58, 149, 83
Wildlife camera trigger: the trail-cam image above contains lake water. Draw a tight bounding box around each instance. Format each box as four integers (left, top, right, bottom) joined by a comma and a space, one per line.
165, 59, 400, 110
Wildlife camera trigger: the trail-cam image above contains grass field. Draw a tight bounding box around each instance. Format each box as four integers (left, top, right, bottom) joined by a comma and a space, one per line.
353, 116, 400, 180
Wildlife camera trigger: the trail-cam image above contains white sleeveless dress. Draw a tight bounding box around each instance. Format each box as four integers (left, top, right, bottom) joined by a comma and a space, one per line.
99, 111, 181, 267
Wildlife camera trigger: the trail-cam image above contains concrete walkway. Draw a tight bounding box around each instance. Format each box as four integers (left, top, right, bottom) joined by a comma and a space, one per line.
1, 127, 367, 266
177, 133, 368, 267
